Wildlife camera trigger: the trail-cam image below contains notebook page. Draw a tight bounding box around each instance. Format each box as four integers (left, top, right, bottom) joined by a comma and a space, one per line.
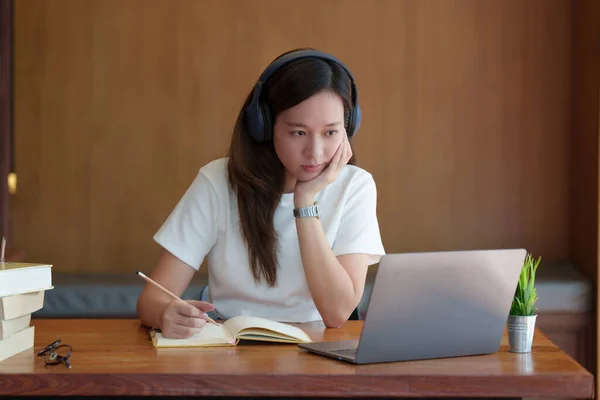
153, 322, 235, 347
224, 316, 312, 342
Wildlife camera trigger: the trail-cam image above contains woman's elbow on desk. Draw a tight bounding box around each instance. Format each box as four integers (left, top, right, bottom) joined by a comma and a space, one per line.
312, 254, 370, 328
322, 313, 351, 329
319, 295, 363, 328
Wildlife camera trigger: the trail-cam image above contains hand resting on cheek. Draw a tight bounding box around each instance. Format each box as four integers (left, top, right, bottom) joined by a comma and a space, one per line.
294, 133, 353, 205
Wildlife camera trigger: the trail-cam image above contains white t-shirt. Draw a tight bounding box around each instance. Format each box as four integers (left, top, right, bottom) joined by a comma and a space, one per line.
153, 157, 385, 323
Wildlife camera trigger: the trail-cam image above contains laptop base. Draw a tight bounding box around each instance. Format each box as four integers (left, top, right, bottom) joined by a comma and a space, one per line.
298, 340, 359, 363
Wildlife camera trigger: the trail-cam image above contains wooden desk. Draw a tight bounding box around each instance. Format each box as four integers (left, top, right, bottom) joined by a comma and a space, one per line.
0, 319, 594, 398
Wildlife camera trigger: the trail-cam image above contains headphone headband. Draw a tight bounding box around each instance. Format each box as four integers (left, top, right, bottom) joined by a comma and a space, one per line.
244, 49, 362, 143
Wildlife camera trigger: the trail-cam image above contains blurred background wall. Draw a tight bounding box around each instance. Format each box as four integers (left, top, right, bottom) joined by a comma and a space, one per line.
4, 0, 598, 284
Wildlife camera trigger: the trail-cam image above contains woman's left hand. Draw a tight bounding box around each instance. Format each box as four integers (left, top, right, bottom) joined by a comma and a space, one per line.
294, 134, 353, 207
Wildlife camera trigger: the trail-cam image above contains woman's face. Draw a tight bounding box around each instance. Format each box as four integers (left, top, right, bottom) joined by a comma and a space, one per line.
273, 90, 346, 192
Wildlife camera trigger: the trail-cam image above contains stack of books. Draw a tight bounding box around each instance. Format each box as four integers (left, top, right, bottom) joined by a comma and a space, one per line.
0, 238, 53, 361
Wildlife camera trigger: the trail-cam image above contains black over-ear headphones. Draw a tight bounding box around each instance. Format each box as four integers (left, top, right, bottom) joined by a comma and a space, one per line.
244, 49, 362, 143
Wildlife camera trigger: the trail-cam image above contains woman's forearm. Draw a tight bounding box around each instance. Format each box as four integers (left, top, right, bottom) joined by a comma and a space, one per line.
295, 209, 360, 327
136, 250, 199, 329
136, 288, 172, 329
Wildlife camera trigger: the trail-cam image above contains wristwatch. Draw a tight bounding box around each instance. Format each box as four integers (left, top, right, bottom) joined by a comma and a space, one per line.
293, 202, 320, 219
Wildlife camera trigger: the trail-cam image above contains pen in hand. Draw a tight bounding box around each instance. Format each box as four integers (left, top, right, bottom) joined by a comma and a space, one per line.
136, 271, 219, 326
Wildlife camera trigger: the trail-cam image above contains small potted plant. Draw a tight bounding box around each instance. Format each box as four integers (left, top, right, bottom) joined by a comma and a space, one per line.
507, 253, 541, 353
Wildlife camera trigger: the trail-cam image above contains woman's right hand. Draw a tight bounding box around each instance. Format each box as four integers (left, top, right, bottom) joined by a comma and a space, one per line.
159, 299, 216, 339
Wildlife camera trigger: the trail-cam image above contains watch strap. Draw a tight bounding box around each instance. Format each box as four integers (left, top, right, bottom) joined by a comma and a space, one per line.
293, 202, 320, 219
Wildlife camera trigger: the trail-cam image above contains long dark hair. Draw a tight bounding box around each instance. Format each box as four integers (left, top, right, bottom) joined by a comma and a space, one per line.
227, 49, 357, 287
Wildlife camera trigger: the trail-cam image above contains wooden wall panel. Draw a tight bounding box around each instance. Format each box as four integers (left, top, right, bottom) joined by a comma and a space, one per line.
570, 0, 599, 382
570, 0, 599, 380
571, 0, 600, 283
11, 0, 572, 274
0, 0, 12, 240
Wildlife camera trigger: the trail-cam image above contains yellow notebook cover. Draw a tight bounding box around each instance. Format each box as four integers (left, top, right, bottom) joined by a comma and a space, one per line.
150, 315, 313, 347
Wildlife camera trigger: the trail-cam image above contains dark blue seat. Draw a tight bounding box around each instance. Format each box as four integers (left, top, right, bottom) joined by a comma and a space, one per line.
199, 284, 360, 321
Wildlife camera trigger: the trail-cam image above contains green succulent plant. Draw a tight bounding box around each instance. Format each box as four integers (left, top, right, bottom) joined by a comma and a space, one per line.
509, 253, 541, 316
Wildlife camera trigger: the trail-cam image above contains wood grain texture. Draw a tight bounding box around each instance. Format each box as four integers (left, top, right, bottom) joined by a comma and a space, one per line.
571, 0, 600, 284
11, 0, 572, 274
0, 0, 12, 239
535, 312, 594, 378
570, 0, 600, 388
0, 319, 593, 398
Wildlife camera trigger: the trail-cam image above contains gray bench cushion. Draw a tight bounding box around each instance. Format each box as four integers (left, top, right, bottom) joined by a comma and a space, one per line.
34, 260, 592, 319
35, 273, 208, 318
532, 260, 593, 313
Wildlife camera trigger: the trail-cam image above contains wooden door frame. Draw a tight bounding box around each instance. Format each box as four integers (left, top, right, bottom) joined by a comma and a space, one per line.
0, 0, 12, 240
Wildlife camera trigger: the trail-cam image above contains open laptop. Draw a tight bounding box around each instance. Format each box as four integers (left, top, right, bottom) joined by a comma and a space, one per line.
298, 249, 527, 364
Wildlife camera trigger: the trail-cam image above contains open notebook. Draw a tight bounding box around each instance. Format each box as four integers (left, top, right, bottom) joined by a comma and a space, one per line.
150, 315, 313, 347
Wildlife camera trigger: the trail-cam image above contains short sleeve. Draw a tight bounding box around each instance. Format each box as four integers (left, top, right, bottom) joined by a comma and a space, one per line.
153, 171, 220, 270
332, 172, 386, 265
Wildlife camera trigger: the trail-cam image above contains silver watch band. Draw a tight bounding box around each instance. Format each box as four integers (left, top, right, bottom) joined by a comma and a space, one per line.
293, 202, 320, 219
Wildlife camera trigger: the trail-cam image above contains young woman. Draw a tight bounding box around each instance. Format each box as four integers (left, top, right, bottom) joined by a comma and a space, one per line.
136, 48, 385, 339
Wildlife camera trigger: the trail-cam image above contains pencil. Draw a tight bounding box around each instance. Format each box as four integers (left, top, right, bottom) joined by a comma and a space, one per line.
0, 237, 6, 263
136, 271, 219, 326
